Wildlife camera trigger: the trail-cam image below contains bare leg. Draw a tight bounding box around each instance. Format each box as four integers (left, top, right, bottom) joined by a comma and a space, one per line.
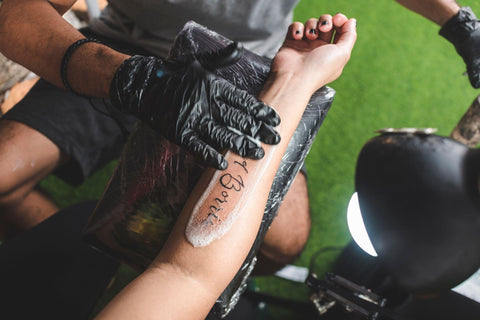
255, 172, 310, 274
395, 0, 460, 25
0, 188, 59, 239
0, 120, 65, 240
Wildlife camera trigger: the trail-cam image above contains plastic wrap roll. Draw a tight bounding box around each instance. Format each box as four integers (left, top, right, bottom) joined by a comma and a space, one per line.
84, 21, 335, 317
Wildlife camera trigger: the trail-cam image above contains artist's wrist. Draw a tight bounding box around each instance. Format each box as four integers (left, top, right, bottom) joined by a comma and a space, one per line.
109, 55, 160, 114
67, 42, 129, 97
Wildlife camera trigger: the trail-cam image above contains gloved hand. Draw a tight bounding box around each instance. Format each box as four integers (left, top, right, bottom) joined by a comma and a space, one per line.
439, 7, 480, 88
110, 42, 281, 170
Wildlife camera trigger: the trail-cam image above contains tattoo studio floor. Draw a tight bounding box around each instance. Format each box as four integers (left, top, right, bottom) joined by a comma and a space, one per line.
33, 0, 480, 319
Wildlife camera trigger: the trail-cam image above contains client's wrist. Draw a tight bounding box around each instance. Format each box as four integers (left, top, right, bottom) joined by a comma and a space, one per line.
258, 72, 313, 139
260, 72, 311, 104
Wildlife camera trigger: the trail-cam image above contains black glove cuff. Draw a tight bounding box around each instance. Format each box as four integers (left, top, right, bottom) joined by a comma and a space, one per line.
109, 55, 166, 115
439, 7, 480, 52
61, 38, 103, 96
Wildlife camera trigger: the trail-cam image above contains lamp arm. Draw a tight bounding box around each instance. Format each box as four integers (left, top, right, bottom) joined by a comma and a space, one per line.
305, 273, 407, 320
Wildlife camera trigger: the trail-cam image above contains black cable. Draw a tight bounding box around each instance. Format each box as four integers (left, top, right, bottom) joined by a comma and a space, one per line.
240, 246, 346, 317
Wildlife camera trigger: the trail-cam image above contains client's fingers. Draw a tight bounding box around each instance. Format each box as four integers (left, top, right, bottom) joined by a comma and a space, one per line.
304, 18, 319, 40
332, 13, 349, 28
287, 22, 304, 40
332, 13, 349, 43
333, 18, 357, 53
318, 14, 333, 42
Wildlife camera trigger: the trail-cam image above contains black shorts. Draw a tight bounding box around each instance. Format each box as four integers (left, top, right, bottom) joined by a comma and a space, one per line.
2, 78, 138, 185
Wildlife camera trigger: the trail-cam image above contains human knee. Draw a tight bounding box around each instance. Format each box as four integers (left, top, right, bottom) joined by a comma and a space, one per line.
0, 163, 34, 208
0, 176, 26, 208
0, 120, 62, 208
261, 173, 311, 263
261, 212, 311, 264
254, 216, 310, 275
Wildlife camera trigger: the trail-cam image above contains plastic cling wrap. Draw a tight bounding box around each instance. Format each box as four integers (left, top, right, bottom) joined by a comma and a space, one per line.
84, 21, 335, 317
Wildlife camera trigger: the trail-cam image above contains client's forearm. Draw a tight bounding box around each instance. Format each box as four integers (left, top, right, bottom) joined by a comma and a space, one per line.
95, 73, 312, 320
155, 73, 311, 286
96, 11, 357, 319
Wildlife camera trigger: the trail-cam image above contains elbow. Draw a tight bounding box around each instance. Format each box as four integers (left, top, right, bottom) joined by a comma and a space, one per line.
48, 1, 77, 15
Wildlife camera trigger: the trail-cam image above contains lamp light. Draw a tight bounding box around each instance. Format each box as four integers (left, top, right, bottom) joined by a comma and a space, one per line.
347, 192, 377, 257
351, 129, 480, 295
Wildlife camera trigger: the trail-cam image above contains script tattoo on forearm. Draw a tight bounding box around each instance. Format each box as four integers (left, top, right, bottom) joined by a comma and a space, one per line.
185, 159, 252, 247
204, 160, 248, 226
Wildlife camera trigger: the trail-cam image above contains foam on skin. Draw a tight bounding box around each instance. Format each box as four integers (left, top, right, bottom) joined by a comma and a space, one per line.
185, 145, 277, 247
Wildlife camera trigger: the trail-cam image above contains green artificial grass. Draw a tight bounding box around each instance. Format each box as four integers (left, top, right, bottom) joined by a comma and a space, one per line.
255, 0, 480, 310
39, 0, 480, 318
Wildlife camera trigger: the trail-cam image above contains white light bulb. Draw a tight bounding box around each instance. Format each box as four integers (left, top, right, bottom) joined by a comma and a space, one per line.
347, 192, 378, 257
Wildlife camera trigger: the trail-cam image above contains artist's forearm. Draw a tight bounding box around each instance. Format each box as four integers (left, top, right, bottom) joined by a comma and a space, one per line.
395, 0, 460, 25
0, 0, 128, 97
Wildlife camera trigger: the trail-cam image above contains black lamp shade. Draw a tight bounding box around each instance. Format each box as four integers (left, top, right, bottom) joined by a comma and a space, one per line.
355, 133, 480, 294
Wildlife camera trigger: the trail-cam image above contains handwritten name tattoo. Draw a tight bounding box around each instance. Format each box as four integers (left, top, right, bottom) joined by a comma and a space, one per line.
204, 160, 248, 226
185, 154, 271, 247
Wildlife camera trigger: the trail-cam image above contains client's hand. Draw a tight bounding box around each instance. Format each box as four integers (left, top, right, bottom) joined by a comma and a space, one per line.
271, 13, 357, 94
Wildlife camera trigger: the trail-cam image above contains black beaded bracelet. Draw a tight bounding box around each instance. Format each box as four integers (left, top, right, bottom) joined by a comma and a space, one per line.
60, 38, 103, 95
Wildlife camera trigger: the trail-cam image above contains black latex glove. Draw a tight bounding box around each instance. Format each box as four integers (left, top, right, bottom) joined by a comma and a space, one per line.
440, 7, 480, 88
110, 42, 281, 170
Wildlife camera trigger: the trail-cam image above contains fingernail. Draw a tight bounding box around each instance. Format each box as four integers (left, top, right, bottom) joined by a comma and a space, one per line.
220, 159, 228, 170
247, 142, 263, 159
259, 104, 280, 126
321, 20, 328, 26
273, 133, 281, 144
309, 28, 316, 34
257, 123, 281, 145
269, 114, 280, 126
214, 155, 228, 170
265, 129, 281, 145
273, 113, 281, 126
255, 148, 265, 159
